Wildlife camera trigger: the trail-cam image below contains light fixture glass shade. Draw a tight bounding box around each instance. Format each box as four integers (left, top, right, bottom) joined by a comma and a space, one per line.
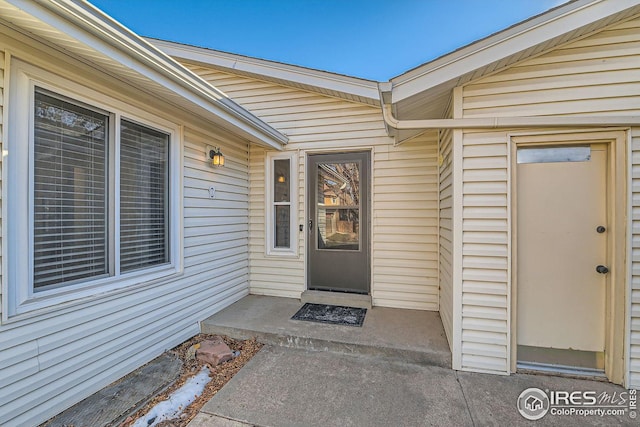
211, 148, 225, 166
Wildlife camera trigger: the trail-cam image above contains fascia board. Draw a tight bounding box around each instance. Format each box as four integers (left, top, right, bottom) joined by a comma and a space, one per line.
391, 0, 639, 104
5, 0, 287, 149
150, 39, 380, 102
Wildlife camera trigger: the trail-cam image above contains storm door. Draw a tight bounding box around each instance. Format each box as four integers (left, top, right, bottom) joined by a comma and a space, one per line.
307, 152, 370, 293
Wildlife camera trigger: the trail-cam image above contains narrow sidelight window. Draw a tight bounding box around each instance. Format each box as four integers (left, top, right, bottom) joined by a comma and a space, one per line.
273, 158, 291, 248
266, 152, 297, 255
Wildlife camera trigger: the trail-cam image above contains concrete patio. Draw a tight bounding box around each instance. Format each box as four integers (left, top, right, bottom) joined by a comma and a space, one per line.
193, 295, 636, 426
200, 295, 452, 368
45, 295, 636, 426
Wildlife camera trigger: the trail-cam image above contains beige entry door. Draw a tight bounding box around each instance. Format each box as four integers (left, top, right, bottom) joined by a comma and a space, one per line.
517, 144, 607, 367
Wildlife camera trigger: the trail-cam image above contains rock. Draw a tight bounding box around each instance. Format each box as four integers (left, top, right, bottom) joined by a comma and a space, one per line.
185, 343, 200, 361
196, 337, 233, 366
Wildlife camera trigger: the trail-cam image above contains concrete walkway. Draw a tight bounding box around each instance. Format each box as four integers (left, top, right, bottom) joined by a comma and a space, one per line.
188, 346, 635, 427
193, 296, 636, 426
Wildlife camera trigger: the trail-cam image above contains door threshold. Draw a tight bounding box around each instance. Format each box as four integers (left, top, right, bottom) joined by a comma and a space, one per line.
301, 290, 372, 309
517, 361, 607, 381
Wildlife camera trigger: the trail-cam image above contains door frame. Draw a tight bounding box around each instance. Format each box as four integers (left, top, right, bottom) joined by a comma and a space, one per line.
509, 129, 627, 385
304, 148, 373, 294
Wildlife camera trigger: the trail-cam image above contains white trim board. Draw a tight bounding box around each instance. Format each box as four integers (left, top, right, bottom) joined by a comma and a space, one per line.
150, 38, 381, 106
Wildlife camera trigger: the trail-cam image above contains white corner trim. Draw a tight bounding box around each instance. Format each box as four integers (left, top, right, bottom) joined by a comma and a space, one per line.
625, 128, 633, 387
0, 51, 11, 323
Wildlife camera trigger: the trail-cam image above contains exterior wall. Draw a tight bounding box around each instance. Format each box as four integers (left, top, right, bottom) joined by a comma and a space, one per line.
249, 146, 305, 297
455, 15, 640, 381
373, 132, 438, 309
189, 65, 440, 310
0, 34, 251, 426
458, 129, 511, 374
438, 128, 454, 349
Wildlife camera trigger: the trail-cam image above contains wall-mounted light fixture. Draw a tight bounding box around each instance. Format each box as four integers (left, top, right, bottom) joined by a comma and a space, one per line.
206, 145, 225, 167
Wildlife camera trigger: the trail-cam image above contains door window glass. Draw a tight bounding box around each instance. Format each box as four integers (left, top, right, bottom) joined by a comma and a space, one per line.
273, 158, 291, 249
317, 162, 360, 250
517, 146, 591, 164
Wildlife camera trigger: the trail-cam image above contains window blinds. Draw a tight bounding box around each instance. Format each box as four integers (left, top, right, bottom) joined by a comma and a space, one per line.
33, 89, 109, 289
119, 120, 169, 272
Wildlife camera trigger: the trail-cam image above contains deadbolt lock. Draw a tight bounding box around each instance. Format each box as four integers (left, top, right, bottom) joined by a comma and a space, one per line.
596, 265, 609, 274
596, 226, 606, 233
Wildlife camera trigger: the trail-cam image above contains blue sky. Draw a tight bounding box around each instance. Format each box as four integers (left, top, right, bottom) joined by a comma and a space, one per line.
90, 0, 566, 81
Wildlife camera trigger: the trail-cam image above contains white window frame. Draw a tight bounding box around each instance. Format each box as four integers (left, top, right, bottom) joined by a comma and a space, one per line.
265, 151, 298, 256
4, 59, 183, 319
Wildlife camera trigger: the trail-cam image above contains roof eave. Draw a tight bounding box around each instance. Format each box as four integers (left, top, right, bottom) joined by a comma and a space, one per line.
390, 0, 640, 105
149, 38, 381, 105
4, 0, 287, 149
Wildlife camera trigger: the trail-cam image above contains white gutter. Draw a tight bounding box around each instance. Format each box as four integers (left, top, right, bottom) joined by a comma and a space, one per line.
379, 84, 640, 135
381, 103, 640, 130
8, 0, 288, 149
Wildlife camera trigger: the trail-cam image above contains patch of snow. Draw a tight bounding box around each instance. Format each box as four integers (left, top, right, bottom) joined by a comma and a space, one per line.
132, 366, 211, 427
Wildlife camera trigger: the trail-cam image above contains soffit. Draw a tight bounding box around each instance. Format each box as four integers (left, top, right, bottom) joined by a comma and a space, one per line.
391, 0, 640, 120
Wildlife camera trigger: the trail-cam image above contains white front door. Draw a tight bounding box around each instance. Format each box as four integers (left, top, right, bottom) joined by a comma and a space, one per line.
517, 144, 607, 367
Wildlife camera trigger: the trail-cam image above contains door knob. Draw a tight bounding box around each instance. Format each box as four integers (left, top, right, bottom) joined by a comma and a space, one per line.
596, 226, 606, 233
596, 265, 609, 274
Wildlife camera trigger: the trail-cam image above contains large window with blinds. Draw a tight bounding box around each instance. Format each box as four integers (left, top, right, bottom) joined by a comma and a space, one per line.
7, 59, 181, 316
31, 89, 171, 291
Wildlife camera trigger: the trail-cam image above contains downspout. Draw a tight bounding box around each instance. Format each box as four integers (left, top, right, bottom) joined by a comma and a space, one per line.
378, 83, 640, 135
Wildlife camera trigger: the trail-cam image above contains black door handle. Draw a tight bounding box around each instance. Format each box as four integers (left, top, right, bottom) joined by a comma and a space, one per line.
596, 265, 609, 274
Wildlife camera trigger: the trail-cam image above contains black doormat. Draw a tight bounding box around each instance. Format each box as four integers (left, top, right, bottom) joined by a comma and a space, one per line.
291, 303, 367, 327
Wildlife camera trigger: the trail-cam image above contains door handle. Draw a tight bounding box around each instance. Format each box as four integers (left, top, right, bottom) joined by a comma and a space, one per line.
596, 265, 609, 274
308, 219, 313, 234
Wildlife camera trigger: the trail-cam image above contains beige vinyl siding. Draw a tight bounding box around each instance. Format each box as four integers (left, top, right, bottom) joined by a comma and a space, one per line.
0, 39, 253, 425
631, 128, 640, 388
463, 17, 640, 118
248, 146, 305, 297
457, 16, 640, 379
459, 129, 510, 374
373, 132, 439, 310
439, 128, 454, 349
0, 126, 251, 427
189, 65, 439, 310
